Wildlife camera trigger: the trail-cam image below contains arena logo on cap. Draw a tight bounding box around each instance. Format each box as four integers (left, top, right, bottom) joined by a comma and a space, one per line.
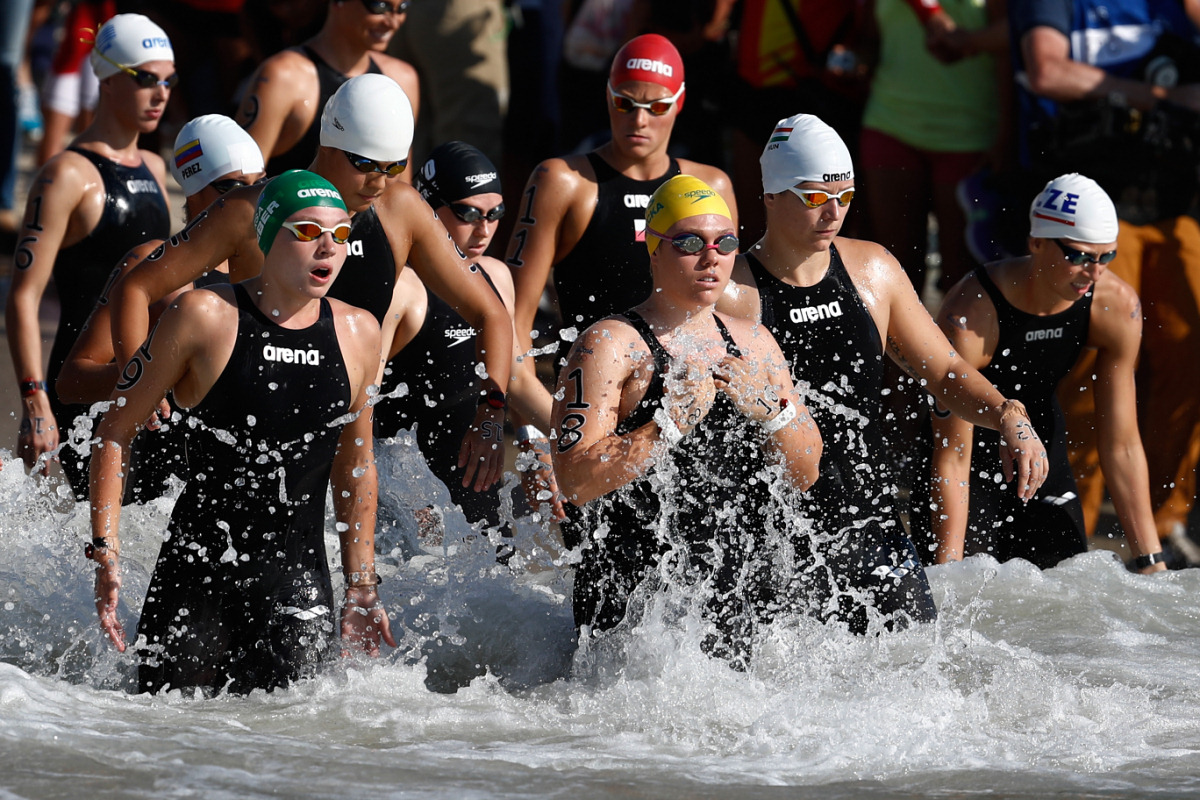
297, 187, 341, 200
142, 37, 170, 49
627, 58, 673, 77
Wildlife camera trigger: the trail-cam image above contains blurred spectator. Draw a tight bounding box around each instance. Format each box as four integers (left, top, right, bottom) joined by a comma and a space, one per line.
387, 0, 507, 167
557, 0, 637, 152
35, 0, 112, 166
859, 0, 1008, 297
728, 0, 870, 244
151, 0, 257, 119
1011, 0, 1200, 558
241, 0, 327, 60
2, 0, 37, 241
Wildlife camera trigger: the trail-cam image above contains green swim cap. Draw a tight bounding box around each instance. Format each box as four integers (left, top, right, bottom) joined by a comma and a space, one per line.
254, 170, 348, 255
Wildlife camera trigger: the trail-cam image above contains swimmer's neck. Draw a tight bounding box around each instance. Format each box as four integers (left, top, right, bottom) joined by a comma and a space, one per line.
243, 277, 324, 329
635, 296, 717, 335
750, 233, 833, 287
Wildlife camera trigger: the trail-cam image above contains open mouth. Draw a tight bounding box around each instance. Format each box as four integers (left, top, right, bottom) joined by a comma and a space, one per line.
312, 266, 333, 280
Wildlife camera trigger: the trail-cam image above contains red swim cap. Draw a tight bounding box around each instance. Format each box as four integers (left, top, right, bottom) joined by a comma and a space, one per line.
609, 34, 685, 95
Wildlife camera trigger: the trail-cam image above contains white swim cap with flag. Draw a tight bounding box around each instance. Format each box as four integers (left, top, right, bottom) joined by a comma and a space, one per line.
90, 13, 174, 80
171, 115, 264, 196
760, 113, 854, 194
1029, 173, 1119, 243
320, 74, 414, 163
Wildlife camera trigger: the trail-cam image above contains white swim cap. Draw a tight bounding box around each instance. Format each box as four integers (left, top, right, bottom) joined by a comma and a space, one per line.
90, 13, 174, 80
319, 74, 414, 163
1029, 174, 1118, 243
171, 115, 264, 196
760, 114, 854, 194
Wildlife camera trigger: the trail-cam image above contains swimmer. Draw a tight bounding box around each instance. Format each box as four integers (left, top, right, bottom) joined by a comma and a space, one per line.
6, 13, 173, 497
717, 114, 1049, 630
108, 74, 513, 493
236, 0, 419, 177
89, 171, 395, 694
552, 175, 821, 664
919, 174, 1166, 573
506, 34, 736, 381
57, 114, 266, 405
377, 141, 563, 527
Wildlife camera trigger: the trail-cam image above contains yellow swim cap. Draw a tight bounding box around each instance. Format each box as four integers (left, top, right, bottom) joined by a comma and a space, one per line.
644, 175, 731, 254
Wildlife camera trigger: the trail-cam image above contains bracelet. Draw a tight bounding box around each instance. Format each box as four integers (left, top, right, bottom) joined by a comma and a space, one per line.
998, 398, 1030, 426
1133, 552, 1165, 570
21, 379, 48, 398
345, 571, 381, 588
515, 424, 547, 444
478, 389, 507, 410
653, 407, 684, 446
761, 400, 797, 434
84, 537, 115, 559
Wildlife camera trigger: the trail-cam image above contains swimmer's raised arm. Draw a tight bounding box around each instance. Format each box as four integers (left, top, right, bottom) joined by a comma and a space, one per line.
110, 186, 263, 366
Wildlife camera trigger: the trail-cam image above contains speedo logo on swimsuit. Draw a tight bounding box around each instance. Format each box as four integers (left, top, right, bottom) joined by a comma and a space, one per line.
262, 344, 321, 365
789, 300, 843, 324
624, 194, 651, 208
1025, 327, 1064, 342
125, 179, 159, 194
626, 58, 672, 77
444, 327, 476, 347
465, 172, 497, 189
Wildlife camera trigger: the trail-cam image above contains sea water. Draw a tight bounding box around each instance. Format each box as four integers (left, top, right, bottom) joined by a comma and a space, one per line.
2, 434, 1199, 799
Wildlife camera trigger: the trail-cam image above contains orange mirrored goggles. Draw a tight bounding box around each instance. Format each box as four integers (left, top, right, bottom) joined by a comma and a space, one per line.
281, 220, 353, 244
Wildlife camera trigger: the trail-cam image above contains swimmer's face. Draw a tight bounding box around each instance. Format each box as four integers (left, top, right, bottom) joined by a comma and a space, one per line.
338, 0, 405, 52
268, 205, 353, 298
764, 177, 855, 252
607, 80, 679, 159
1029, 236, 1115, 302
188, 169, 267, 220
317, 146, 397, 213
435, 192, 504, 260
103, 60, 175, 133
648, 213, 737, 308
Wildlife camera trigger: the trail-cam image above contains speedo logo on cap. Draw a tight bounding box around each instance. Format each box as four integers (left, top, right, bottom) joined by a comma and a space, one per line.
466, 172, 497, 188
684, 188, 716, 203
627, 58, 673, 77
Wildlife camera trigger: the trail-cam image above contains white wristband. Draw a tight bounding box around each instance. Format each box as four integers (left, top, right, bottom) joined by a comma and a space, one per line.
761, 402, 797, 434
515, 424, 547, 444
653, 407, 684, 446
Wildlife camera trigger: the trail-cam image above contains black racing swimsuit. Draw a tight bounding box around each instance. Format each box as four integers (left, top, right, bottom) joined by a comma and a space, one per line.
373, 268, 503, 528
50, 147, 169, 498
914, 267, 1091, 569
136, 285, 352, 695
748, 244, 936, 632
264, 46, 382, 176
327, 205, 396, 325
564, 312, 778, 663
550, 153, 680, 333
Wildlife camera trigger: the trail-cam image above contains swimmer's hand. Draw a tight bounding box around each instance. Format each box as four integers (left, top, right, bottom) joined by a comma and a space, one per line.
458, 403, 505, 492
18, 402, 59, 477
711, 354, 781, 425
340, 586, 396, 657
92, 552, 126, 652
143, 397, 172, 432
996, 400, 1048, 503
516, 438, 567, 521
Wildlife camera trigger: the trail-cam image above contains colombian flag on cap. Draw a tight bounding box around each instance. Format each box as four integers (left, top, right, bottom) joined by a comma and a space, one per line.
174, 139, 203, 168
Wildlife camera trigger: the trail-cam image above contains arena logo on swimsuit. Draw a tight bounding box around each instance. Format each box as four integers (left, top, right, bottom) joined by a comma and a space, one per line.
261, 344, 321, 365
624, 194, 650, 208
1025, 327, 1064, 342
789, 300, 843, 324
126, 179, 159, 194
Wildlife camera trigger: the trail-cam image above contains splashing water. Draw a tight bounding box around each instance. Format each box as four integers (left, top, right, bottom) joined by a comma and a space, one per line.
2, 436, 1200, 798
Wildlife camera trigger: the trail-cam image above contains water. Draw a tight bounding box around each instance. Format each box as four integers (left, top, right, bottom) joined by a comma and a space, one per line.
2, 437, 1200, 799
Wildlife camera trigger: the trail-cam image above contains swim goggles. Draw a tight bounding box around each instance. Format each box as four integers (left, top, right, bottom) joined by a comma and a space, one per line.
1054, 239, 1117, 265
209, 176, 266, 195
450, 202, 505, 224
788, 187, 856, 208
358, 0, 411, 15
607, 83, 685, 116
647, 229, 739, 256
281, 220, 353, 244
343, 149, 407, 176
